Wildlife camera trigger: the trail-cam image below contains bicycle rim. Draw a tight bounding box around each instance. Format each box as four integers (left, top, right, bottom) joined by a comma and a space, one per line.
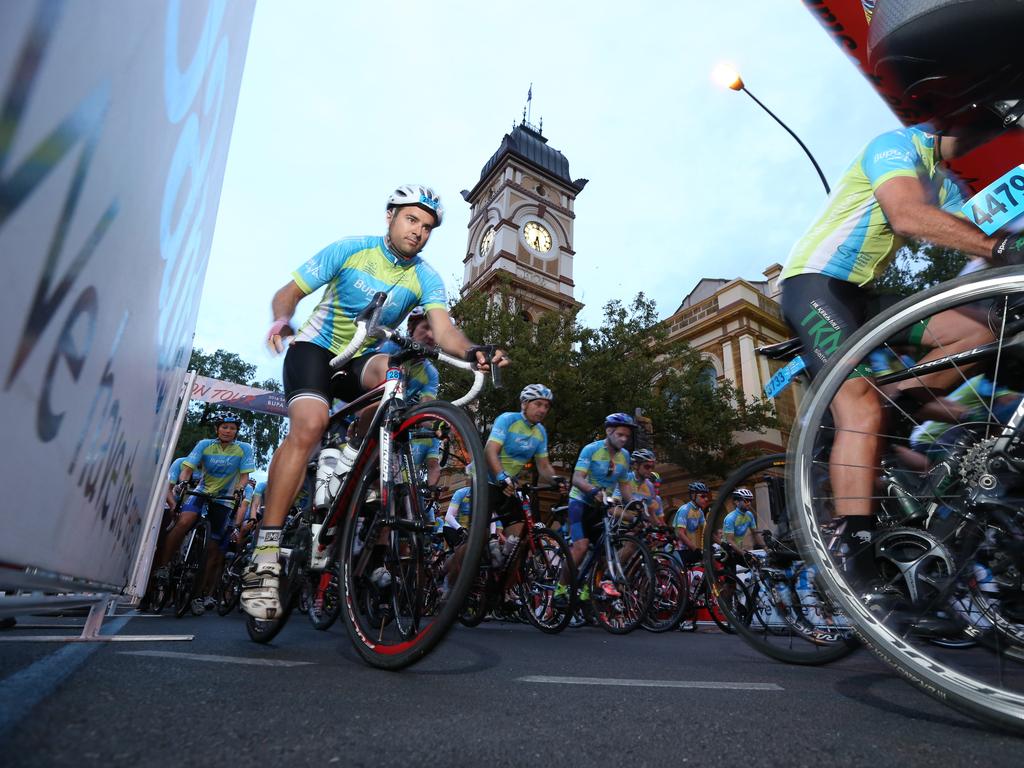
790, 267, 1024, 730
641, 552, 688, 633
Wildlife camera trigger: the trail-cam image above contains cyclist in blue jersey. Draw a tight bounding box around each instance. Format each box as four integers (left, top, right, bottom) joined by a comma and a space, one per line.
673, 481, 710, 564
245, 185, 507, 619
627, 448, 665, 526
568, 413, 636, 597
722, 488, 764, 552
444, 385, 565, 590
780, 113, 1024, 588
156, 413, 255, 613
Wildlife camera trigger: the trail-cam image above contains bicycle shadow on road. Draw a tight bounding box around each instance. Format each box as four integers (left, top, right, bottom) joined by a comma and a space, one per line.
834, 672, 1014, 737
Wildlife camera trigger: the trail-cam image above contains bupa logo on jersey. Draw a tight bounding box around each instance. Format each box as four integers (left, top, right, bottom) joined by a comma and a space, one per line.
873, 148, 912, 164
203, 454, 237, 476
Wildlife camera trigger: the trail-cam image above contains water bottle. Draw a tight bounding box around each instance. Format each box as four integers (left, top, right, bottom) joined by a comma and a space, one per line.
314, 448, 343, 509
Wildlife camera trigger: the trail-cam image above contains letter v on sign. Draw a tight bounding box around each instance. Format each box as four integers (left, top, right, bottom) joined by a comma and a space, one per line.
2, 1, 120, 388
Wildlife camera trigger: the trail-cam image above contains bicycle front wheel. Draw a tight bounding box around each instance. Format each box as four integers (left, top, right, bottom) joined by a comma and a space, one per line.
338, 399, 489, 669
591, 534, 655, 634
790, 267, 1024, 731
704, 454, 857, 664
519, 527, 577, 634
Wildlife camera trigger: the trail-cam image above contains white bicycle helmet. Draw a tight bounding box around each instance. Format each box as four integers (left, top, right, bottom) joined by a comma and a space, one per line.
387, 184, 444, 227
520, 384, 553, 403
732, 487, 754, 501
631, 448, 656, 464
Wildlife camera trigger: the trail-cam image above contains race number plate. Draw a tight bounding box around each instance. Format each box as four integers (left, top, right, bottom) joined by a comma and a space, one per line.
961, 164, 1024, 235
764, 355, 806, 399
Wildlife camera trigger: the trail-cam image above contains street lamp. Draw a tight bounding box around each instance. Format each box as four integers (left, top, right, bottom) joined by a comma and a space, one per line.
712, 64, 831, 195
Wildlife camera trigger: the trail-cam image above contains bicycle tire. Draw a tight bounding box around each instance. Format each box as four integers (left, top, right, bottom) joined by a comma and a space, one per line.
640, 552, 687, 633
789, 267, 1024, 731
591, 534, 655, 635
339, 400, 489, 669
215, 563, 241, 616
704, 454, 858, 664
174, 523, 209, 618
519, 526, 577, 634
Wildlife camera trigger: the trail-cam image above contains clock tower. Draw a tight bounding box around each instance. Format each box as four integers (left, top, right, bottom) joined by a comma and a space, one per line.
460, 119, 588, 319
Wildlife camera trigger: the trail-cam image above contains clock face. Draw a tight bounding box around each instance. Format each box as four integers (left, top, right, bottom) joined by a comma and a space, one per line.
479, 227, 495, 259
523, 221, 553, 253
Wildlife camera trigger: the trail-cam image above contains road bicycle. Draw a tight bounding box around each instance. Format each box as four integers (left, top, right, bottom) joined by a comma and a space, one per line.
150, 489, 242, 618
458, 483, 577, 634
569, 498, 656, 634
702, 454, 858, 664
308, 292, 498, 668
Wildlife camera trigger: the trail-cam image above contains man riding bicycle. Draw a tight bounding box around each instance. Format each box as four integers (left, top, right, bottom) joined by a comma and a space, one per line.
627, 448, 665, 526
673, 481, 709, 564
155, 412, 254, 613
443, 384, 564, 591
244, 184, 506, 620
568, 413, 636, 597
779, 109, 1024, 589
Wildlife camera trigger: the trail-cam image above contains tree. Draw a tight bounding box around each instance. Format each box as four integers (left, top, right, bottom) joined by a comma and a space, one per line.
874, 241, 970, 297
173, 348, 285, 469
446, 280, 776, 477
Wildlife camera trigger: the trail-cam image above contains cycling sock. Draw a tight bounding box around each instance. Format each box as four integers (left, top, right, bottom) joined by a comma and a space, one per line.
253, 526, 282, 566
840, 516, 877, 584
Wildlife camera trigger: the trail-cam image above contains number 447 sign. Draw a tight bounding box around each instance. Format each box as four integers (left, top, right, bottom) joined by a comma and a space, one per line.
962, 164, 1024, 235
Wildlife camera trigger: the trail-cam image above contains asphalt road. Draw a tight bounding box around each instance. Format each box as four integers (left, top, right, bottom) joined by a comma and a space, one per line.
1, 609, 1021, 767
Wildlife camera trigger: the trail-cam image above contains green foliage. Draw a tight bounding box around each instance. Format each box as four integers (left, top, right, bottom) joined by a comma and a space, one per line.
446, 280, 776, 477
874, 241, 970, 297
173, 348, 284, 470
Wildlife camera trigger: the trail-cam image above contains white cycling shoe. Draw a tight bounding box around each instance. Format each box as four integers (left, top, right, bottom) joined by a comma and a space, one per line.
241, 561, 282, 620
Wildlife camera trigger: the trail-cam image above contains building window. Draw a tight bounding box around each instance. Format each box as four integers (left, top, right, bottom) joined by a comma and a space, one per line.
699, 364, 718, 390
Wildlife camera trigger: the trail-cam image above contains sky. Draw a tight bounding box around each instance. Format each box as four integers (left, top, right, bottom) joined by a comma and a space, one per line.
197, 0, 901, 384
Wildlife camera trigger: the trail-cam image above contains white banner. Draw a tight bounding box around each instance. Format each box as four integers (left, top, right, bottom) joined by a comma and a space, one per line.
0, 1, 255, 590
191, 375, 288, 417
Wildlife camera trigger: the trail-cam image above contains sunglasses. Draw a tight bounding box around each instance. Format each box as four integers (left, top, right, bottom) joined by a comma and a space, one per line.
640, 463, 655, 469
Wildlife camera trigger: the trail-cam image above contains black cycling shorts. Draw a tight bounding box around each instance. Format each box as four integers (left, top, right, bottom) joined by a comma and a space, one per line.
780, 273, 927, 378
282, 341, 383, 406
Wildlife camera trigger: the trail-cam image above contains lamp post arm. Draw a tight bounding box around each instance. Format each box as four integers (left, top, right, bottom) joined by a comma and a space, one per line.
742, 86, 831, 195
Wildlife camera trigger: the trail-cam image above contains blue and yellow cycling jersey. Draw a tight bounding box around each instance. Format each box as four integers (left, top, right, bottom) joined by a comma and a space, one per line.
723, 507, 757, 541
182, 439, 256, 499
625, 471, 659, 516
486, 412, 549, 481
446, 486, 473, 528
569, 440, 630, 503
782, 125, 964, 286
376, 340, 439, 403
673, 501, 705, 535
167, 457, 202, 485
291, 236, 447, 356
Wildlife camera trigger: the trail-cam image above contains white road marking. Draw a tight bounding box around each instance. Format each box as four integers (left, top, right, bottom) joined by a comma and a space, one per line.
518, 675, 782, 691
118, 650, 313, 667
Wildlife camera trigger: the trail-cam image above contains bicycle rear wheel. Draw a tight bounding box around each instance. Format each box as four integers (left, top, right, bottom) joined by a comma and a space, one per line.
790, 267, 1024, 731
642, 552, 688, 633
338, 400, 489, 669
704, 454, 858, 664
